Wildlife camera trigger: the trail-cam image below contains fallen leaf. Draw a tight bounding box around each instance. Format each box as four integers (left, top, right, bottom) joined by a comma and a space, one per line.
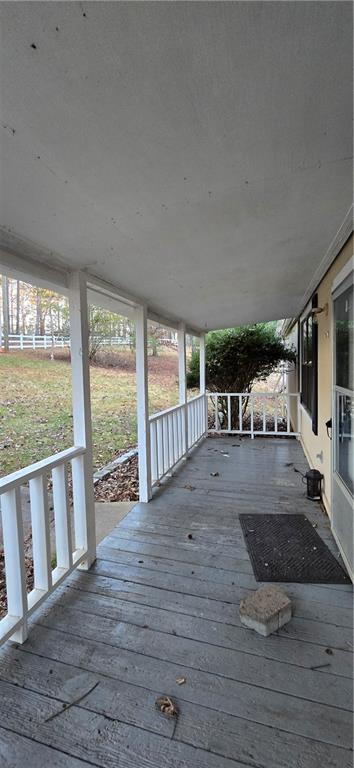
155, 696, 179, 717
176, 676, 186, 685
210, 471, 219, 477
184, 484, 195, 491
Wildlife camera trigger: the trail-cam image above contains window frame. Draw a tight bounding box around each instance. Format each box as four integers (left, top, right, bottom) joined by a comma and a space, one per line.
301, 314, 313, 415
300, 294, 318, 435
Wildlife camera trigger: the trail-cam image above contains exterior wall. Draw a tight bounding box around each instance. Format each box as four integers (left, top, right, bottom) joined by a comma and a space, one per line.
297, 235, 353, 517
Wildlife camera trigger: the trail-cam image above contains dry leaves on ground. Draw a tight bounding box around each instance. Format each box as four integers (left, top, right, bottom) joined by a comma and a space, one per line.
0, 551, 34, 619
94, 455, 139, 502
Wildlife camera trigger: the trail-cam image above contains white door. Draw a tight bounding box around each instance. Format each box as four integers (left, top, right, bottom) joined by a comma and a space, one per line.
332, 264, 354, 580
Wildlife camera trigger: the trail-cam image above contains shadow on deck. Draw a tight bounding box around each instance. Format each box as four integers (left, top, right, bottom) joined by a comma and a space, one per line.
0, 437, 353, 767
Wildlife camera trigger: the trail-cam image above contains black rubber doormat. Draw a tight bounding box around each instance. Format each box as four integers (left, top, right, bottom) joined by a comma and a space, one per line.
239, 514, 350, 584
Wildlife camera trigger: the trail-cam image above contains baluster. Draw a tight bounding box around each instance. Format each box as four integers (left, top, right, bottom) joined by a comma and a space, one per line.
52, 464, 73, 570
167, 414, 173, 470
171, 412, 176, 466
29, 473, 52, 591
227, 395, 231, 432
250, 395, 254, 438
274, 399, 278, 433
263, 399, 266, 433
163, 416, 169, 473
239, 395, 242, 432
71, 454, 91, 553
1, 487, 28, 642
177, 410, 181, 457
157, 419, 164, 477
154, 421, 159, 482
215, 396, 219, 431
150, 422, 158, 483
287, 395, 290, 434
180, 408, 184, 456
175, 410, 180, 460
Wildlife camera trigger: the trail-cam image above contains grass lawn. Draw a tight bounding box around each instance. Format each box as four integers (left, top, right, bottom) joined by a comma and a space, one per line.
0, 349, 180, 476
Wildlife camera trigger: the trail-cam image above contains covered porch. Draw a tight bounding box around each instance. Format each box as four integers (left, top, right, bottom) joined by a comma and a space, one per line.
0, 2, 353, 764
0, 436, 352, 768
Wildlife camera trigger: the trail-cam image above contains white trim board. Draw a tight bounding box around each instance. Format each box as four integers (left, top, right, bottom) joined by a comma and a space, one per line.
301, 206, 353, 310
331, 255, 354, 294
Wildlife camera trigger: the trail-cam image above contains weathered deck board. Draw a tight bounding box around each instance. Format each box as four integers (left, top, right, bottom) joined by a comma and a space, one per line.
69, 568, 354, 628
89, 557, 353, 608
35, 586, 354, 675
0, 437, 352, 767
0, 678, 351, 768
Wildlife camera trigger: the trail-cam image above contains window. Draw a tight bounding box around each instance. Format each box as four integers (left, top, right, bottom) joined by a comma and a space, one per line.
300, 297, 318, 434
301, 315, 313, 414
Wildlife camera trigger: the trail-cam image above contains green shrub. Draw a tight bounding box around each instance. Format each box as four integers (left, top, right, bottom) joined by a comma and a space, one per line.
187, 323, 295, 394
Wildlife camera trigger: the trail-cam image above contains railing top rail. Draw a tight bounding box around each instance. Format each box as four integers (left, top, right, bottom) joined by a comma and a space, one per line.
0, 445, 85, 494
187, 393, 206, 404
149, 401, 185, 422
207, 391, 299, 397
149, 392, 206, 423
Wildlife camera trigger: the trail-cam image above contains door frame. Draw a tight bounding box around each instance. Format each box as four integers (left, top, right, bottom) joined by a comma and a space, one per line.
330, 256, 354, 580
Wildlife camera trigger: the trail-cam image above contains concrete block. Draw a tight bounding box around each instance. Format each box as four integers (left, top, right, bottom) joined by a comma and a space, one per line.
239, 585, 292, 637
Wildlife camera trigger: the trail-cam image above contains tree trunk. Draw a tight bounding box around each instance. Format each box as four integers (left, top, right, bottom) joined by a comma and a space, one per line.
49, 301, 55, 360
35, 290, 42, 335
1, 276, 10, 351
15, 280, 20, 334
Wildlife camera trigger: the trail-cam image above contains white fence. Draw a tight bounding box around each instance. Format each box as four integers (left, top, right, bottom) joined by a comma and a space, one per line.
0, 446, 90, 646
149, 393, 207, 485
207, 392, 299, 437
1, 334, 178, 350
1, 334, 71, 349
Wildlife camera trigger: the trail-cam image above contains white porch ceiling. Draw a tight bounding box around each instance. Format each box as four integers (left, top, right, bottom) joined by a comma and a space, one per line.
0, 1, 352, 331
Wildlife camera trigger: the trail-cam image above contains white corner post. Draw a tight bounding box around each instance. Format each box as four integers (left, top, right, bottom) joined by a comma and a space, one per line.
199, 332, 207, 433
178, 322, 188, 455
68, 271, 96, 568
136, 304, 152, 502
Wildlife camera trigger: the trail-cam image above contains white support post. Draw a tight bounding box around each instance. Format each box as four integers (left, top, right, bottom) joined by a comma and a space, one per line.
68, 271, 96, 568
199, 332, 207, 433
199, 333, 206, 393
136, 304, 152, 502
178, 322, 188, 454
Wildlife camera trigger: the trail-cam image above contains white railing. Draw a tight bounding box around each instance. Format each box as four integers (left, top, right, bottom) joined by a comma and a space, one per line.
207, 392, 299, 437
0, 446, 89, 646
187, 393, 207, 449
149, 394, 207, 485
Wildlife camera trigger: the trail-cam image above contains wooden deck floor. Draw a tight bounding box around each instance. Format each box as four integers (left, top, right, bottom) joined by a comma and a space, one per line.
0, 437, 353, 767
